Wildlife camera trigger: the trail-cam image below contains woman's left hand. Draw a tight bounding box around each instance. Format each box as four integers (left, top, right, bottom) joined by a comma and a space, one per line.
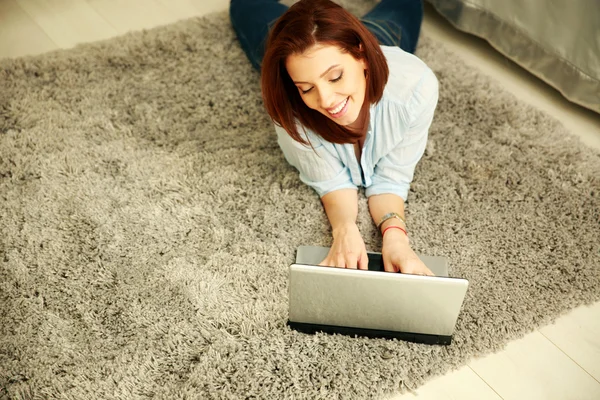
381, 229, 434, 276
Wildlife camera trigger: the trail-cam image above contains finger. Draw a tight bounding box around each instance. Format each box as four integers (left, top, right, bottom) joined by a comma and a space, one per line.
318, 255, 334, 266
382, 255, 397, 273
345, 253, 358, 269
358, 252, 369, 270
335, 253, 346, 268
318, 256, 335, 267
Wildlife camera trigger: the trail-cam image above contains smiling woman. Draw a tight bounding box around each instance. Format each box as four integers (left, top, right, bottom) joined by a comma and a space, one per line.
286, 45, 369, 135
230, 0, 438, 275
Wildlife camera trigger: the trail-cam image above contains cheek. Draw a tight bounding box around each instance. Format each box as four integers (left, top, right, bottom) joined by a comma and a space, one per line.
347, 74, 366, 95
300, 94, 319, 110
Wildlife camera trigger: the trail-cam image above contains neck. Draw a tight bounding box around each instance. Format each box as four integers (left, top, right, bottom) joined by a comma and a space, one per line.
347, 102, 369, 142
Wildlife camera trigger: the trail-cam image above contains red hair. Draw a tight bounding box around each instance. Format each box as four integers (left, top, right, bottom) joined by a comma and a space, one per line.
261, 0, 389, 145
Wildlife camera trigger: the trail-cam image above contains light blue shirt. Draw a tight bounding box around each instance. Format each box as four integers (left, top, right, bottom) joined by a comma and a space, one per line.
275, 46, 439, 201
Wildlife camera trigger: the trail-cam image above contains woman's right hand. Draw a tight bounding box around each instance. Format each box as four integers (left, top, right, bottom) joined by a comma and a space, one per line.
318, 222, 369, 270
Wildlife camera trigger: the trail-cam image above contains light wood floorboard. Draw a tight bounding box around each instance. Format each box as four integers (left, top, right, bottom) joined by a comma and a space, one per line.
0, 0, 57, 59
540, 302, 600, 382
392, 366, 502, 400
469, 331, 600, 400
154, 0, 228, 20
153, 0, 202, 22
186, 0, 229, 16
15, 0, 117, 49
2, 2, 600, 400
87, 0, 181, 35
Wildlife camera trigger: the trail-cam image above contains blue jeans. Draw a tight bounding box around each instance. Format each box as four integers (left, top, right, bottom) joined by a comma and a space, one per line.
230, 0, 423, 71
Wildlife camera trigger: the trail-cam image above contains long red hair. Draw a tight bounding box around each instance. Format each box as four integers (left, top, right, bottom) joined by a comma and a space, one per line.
261, 0, 389, 145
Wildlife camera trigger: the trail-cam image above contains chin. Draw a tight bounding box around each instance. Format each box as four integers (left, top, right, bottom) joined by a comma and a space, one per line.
342, 113, 361, 127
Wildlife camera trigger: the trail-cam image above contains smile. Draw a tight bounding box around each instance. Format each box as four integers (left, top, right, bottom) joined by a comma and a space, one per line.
327, 97, 349, 117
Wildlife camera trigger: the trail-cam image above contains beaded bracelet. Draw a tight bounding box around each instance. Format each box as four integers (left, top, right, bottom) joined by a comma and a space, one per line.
382, 225, 408, 237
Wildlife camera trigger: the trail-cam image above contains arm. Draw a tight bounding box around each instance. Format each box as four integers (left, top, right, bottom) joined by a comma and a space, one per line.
274, 125, 367, 269
368, 194, 433, 275
319, 189, 369, 270
367, 68, 439, 274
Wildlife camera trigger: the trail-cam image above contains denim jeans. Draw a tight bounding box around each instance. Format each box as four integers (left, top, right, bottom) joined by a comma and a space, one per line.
229, 0, 423, 71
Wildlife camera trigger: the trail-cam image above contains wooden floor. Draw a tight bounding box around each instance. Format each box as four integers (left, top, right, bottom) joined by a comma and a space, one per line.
2, 1, 599, 399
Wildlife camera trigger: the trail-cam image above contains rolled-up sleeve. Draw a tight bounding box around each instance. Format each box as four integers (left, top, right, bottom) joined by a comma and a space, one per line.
275, 125, 357, 197
366, 68, 439, 200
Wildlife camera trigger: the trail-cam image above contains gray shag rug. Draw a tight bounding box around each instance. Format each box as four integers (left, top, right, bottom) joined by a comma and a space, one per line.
1, 1, 599, 398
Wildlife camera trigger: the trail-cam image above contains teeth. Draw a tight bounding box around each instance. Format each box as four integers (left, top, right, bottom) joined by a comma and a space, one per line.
330, 98, 348, 114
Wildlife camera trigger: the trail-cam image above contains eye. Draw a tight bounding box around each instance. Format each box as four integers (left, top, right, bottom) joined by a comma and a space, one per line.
300, 87, 313, 94
331, 72, 343, 83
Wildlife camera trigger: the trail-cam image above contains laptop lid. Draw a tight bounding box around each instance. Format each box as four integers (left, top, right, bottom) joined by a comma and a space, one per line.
295, 245, 450, 276
288, 246, 469, 344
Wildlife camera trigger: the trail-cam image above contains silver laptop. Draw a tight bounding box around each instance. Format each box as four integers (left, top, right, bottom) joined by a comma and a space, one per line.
288, 246, 469, 345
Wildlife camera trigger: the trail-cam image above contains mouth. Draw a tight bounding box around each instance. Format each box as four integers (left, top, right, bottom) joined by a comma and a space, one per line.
327, 97, 349, 118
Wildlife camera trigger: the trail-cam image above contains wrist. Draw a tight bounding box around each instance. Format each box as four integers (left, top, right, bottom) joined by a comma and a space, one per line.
376, 212, 406, 231
382, 231, 415, 263
382, 226, 410, 246
379, 217, 406, 233
332, 221, 357, 238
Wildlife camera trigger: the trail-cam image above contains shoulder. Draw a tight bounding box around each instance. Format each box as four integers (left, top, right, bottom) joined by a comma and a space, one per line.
369, 47, 439, 147
379, 46, 438, 108
274, 122, 324, 150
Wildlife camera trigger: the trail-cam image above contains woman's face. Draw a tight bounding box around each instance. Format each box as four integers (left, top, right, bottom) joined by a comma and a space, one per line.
286, 44, 367, 128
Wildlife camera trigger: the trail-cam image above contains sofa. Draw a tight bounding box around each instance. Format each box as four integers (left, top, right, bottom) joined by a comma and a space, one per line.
426, 0, 600, 114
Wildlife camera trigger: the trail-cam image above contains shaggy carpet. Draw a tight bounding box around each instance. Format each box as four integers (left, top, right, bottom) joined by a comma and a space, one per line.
1, 1, 599, 399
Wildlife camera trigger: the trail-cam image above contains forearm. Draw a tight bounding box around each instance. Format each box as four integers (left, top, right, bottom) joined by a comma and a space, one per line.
321, 188, 359, 234
319, 189, 368, 269
368, 193, 409, 244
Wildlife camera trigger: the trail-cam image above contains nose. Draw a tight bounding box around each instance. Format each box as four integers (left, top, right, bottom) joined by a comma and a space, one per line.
316, 86, 336, 110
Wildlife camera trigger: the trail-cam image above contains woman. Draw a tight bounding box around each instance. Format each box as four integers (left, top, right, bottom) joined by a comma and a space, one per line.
230, 0, 438, 275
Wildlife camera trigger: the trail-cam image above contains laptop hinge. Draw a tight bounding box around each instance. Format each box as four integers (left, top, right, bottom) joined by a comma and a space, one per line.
287, 320, 452, 345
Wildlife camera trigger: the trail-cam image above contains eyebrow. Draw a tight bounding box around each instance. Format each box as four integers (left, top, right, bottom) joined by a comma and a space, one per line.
292, 64, 340, 84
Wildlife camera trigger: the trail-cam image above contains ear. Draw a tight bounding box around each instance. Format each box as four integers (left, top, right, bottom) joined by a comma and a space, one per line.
357, 43, 367, 70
